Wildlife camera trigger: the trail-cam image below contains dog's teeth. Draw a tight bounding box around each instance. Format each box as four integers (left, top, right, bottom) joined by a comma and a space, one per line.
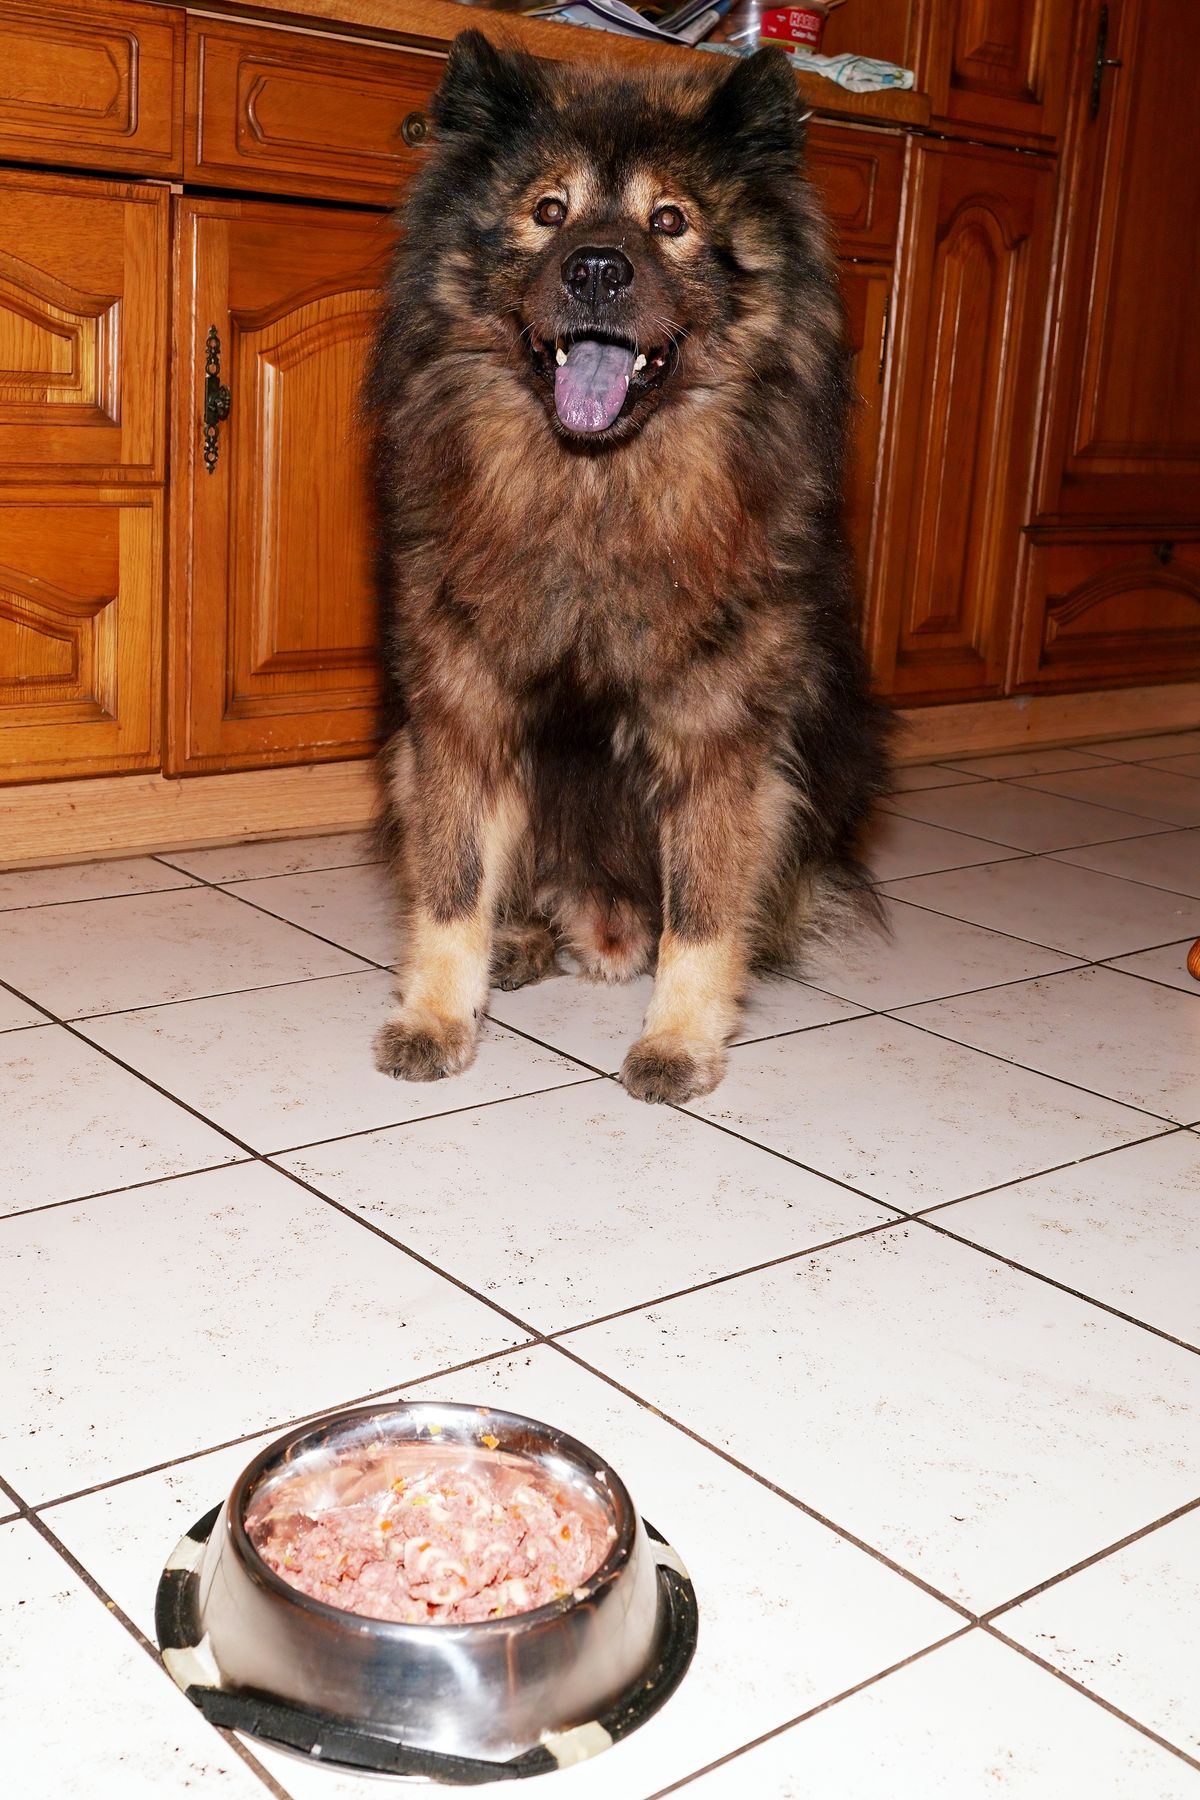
555, 347, 567, 366
633, 354, 647, 372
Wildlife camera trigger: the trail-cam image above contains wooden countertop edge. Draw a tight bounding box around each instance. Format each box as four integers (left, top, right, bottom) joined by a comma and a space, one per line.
170, 0, 931, 127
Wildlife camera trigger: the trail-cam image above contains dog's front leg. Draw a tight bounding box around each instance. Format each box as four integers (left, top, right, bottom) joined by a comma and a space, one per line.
375, 731, 524, 1082
621, 746, 783, 1105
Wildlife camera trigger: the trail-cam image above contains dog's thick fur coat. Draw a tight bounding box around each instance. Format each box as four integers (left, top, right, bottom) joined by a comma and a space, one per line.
370, 32, 889, 1103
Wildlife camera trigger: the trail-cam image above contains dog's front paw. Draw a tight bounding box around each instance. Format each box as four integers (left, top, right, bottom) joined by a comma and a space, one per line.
374, 1010, 477, 1082
620, 1034, 725, 1105
491, 923, 559, 992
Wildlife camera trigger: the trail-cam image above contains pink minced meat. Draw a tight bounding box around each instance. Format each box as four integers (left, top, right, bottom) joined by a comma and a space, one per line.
248, 1460, 614, 1625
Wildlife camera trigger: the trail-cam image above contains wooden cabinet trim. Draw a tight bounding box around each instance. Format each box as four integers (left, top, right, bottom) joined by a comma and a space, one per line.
0, 0, 184, 179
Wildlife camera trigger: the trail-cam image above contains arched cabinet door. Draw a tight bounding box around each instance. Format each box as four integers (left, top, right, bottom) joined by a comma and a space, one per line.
169, 196, 392, 775
1016, 0, 1200, 692
868, 139, 1054, 704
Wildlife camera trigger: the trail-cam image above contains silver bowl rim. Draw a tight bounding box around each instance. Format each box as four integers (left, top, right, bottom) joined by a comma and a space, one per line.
226, 1399, 638, 1639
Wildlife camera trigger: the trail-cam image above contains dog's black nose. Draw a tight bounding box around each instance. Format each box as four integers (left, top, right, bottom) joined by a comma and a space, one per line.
562, 246, 634, 306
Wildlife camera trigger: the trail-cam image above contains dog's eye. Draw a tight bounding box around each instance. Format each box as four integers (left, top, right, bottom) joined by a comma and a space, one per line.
651, 205, 687, 237
534, 196, 567, 228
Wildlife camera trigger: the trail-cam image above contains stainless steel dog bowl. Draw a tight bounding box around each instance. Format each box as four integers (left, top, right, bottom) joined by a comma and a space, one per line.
156, 1402, 697, 1783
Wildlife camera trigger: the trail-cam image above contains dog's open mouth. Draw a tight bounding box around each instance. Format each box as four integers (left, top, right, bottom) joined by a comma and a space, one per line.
528, 331, 675, 435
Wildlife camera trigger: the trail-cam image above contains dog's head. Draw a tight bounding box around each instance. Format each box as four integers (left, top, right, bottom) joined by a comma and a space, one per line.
411, 32, 821, 449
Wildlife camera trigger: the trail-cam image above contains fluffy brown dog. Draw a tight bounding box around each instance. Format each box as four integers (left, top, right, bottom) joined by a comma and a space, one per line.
370, 31, 889, 1104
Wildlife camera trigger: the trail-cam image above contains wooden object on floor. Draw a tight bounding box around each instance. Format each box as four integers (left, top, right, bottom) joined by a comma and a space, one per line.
1188, 941, 1200, 983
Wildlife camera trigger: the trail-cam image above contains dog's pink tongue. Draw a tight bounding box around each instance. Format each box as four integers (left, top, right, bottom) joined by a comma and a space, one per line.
554, 339, 634, 433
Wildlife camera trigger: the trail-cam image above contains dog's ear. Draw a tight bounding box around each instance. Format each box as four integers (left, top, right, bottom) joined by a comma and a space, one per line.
432, 30, 550, 141
703, 47, 806, 173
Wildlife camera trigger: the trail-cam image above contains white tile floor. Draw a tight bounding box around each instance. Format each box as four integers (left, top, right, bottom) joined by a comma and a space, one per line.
1, 735, 1199, 1799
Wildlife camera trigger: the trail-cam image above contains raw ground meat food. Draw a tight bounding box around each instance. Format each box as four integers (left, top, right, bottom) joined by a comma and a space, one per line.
247, 1457, 616, 1624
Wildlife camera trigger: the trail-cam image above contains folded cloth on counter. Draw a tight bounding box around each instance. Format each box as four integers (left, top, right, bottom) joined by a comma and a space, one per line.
765, 47, 914, 89
697, 41, 914, 90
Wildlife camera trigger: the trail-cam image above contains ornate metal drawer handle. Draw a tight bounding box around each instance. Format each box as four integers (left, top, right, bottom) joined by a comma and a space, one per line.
203, 324, 232, 475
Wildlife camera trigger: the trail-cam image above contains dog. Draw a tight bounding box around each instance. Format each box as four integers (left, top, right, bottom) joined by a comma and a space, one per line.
369, 30, 889, 1105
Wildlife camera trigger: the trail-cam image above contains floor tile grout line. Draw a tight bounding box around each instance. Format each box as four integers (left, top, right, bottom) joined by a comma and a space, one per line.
911, 1123, 1190, 1219
546, 1215, 906, 1340
645, 1624, 978, 1799
487, 1000, 876, 1079
0, 975, 56, 1025
543, 1337, 978, 1624
67, 963, 386, 1027
1042, 850, 1200, 905
983, 1492, 1200, 1626
266, 1072, 608, 1160
180, 876, 389, 970
0, 1157, 251, 1229
1006, 780, 1200, 829
983, 1622, 1200, 1775
913, 1214, 1200, 1359
0, 975, 265, 1158
879, 1005, 1185, 1129
0, 1472, 290, 1800
151, 852, 382, 885
0, 879, 202, 916
872, 886, 1195, 965
32, 1345, 533, 1515
882, 780, 1195, 840
665, 1090, 915, 1215
255, 1154, 558, 1346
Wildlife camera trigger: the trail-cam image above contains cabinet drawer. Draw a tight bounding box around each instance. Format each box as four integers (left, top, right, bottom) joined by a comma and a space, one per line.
1015, 534, 1200, 691
0, 0, 183, 178
0, 486, 162, 780
187, 20, 442, 205
808, 126, 904, 260
0, 170, 168, 481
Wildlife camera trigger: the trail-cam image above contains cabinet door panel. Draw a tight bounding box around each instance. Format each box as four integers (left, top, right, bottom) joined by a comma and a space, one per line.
0, 0, 183, 179
1015, 535, 1200, 690
1036, 0, 1200, 523
187, 20, 439, 205
869, 142, 1053, 703
0, 171, 168, 481
0, 487, 161, 779
928, 0, 1072, 143
807, 128, 903, 261
171, 199, 390, 774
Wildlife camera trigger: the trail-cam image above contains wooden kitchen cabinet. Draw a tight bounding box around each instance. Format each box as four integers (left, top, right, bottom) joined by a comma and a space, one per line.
0, 166, 167, 781
0, 169, 169, 482
168, 197, 392, 775
867, 139, 1054, 704
0, 486, 162, 780
819, 1, 1073, 146
922, 0, 1073, 145
185, 17, 440, 206
1016, 0, 1200, 691
0, 0, 184, 179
